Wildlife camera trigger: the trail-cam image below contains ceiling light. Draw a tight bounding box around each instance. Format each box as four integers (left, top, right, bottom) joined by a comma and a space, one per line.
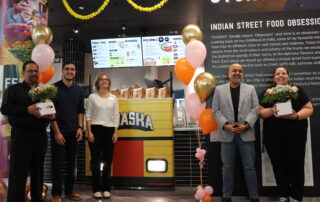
73, 26, 79, 34
78, 6, 85, 10
122, 24, 126, 31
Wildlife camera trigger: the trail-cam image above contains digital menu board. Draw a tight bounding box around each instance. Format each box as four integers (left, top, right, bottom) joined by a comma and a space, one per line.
142, 35, 185, 66
91, 37, 143, 68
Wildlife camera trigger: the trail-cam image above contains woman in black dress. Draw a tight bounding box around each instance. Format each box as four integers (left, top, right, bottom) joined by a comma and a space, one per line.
259, 67, 313, 202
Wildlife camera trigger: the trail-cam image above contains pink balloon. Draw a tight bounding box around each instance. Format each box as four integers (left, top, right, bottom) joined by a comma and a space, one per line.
195, 152, 204, 161
201, 149, 207, 155
184, 66, 205, 97
195, 152, 202, 159
31, 44, 54, 72
185, 93, 206, 120
185, 40, 207, 68
196, 148, 202, 153
204, 186, 214, 195
195, 188, 206, 199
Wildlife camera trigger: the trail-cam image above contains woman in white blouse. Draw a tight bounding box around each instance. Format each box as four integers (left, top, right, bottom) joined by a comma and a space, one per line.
86, 73, 119, 199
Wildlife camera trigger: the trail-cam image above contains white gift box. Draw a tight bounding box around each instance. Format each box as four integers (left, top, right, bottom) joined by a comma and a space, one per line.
275, 101, 293, 116
36, 101, 56, 116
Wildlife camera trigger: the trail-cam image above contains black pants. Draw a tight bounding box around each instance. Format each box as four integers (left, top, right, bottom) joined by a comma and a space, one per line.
89, 125, 115, 192
51, 131, 78, 196
7, 127, 47, 202
264, 131, 307, 201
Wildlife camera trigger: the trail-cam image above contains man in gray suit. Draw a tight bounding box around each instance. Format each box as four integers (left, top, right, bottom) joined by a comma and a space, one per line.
212, 63, 259, 202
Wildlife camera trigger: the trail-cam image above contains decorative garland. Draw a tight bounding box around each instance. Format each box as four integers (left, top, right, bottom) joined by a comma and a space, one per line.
61, 0, 170, 20
61, 0, 110, 20
126, 0, 170, 12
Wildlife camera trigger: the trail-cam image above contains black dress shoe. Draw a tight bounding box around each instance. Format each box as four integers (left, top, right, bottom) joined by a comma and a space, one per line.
222, 198, 232, 202
250, 198, 260, 202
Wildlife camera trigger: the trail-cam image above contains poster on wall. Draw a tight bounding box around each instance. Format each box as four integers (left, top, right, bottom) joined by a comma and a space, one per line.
204, 0, 320, 192
1, 0, 48, 66
91, 37, 143, 68
0, 65, 20, 182
142, 35, 185, 66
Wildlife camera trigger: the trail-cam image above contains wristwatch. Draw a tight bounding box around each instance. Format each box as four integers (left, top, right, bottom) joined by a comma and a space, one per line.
78, 126, 84, 129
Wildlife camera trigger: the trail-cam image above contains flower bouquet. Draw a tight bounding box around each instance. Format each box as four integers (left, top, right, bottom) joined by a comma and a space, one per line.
261, 85, 298, 116
28, 85, 57, 115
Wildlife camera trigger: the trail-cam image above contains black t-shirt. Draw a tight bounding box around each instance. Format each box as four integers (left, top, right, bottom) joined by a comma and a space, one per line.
260, 86, 309, 135
230, 85, 240, 123
0, 81, 49, 130
53, 80, 84, 133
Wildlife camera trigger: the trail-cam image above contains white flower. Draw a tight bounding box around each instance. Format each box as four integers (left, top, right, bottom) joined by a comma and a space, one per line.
266, 89, 274, 94
291, 86, 298, 92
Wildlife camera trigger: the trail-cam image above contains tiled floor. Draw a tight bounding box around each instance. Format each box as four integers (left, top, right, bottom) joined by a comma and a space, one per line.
43, 185, 320, 202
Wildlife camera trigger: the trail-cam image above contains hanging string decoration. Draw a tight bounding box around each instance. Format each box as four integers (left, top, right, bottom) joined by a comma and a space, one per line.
62, 0, 170, 20
61, 0, 110, 20
126, 0, 170, 12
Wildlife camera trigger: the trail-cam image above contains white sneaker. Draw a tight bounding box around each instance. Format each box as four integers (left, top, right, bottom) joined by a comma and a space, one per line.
279, 197, 289, 202
103, 191, 111, 198
93, 192, 102, 199
291, 199, 301, 202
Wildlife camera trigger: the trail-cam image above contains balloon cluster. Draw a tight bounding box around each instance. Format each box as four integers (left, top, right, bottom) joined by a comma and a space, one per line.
195, 185, 214, 202
195, 147, 206, 162
31, 25, 55, 84
174, 24, 218, 134
175, 24, 218, 202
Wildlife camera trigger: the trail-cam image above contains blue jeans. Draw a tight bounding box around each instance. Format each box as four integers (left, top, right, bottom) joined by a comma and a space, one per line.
221, 135, 259, 198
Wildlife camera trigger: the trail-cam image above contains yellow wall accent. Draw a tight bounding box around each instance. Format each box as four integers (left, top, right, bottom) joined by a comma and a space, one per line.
118, 98, 173, 138
144, 140, 174, 177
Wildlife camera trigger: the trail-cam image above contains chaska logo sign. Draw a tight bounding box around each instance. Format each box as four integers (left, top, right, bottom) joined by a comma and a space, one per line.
118, 112, 154, 131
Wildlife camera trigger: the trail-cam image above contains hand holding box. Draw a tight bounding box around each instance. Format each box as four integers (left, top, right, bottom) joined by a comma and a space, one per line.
36, 101, 56, 116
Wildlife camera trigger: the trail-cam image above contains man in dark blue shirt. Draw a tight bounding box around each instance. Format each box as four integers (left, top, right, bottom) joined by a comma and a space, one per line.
50, 62, 84, 202
1, 61, 54, 202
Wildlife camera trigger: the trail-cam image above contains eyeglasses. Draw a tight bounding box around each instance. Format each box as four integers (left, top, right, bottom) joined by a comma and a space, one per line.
99, 78, 109, 81
231, 69, 243, 73
63, 67, 76, 71
25, 70, 39, 73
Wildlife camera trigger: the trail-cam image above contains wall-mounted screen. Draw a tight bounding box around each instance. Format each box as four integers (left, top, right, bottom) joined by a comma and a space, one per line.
91, 37, 143, 68
142, 35, 185, 66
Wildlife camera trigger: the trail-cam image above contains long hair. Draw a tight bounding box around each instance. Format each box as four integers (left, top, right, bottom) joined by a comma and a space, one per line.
93, 73, 111, 92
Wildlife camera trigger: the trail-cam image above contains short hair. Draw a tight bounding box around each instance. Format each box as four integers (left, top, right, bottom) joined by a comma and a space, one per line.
22, 61, 38, 72
94, 73, 111, 92
62, 61, 76, 69
227, 63, 243, 79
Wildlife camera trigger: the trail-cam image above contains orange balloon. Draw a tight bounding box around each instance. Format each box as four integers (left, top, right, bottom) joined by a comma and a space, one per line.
174, 58, 195, 85
203, 194, 213, 202
38, 65, 54, 84
200, 108, 218, 135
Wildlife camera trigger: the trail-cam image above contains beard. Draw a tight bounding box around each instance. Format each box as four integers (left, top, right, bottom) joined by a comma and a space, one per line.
230, 76, 241, 84
29, 75, 38, 83
64, 74, 74, 81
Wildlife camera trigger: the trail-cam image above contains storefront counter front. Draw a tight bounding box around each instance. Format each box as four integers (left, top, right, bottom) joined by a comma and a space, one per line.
86, 98, 174, 189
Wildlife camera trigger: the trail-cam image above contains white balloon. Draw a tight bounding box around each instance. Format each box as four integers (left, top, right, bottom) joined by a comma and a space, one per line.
184, 66, 205, 97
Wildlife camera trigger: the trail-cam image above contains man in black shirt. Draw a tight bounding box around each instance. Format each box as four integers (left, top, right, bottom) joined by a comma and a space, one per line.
50, 62, 84, 202
1, 61, 54, 202
212, 63, 259, 202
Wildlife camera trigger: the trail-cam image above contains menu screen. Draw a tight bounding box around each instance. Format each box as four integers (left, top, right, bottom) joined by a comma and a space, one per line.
91, 37, 143, 68
142, 35, 185, 66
